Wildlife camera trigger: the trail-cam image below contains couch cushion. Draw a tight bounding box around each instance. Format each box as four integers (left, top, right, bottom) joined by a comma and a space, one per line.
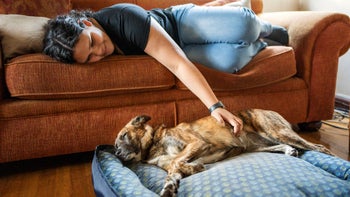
177, 46, 297, 91
6, 46, 295, 99
5, 54, 176, 99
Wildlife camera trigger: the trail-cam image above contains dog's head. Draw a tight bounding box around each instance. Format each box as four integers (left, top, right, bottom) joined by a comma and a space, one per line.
114, 115, 154, 163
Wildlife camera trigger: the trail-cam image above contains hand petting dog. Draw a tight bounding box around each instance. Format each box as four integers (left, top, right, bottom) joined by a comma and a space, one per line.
211, 107, 243, 136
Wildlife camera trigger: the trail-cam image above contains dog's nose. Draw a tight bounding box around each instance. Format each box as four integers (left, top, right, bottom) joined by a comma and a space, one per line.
115, 147, 121, 155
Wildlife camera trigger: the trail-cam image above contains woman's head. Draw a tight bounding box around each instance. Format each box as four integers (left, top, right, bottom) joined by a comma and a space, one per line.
43, 10, 115, 64
43, 10, 91, 63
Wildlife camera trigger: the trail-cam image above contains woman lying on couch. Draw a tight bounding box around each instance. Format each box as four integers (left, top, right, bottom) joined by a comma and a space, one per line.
43, 3, 288, 135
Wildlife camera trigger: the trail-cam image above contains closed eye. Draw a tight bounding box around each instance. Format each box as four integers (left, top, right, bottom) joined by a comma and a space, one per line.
86, 54, 92, 63
86, 34, 94, 63
120, 132, 128, 140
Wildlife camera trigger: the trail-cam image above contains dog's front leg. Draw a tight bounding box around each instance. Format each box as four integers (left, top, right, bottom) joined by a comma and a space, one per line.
160, 141, 209, 196
160, 170, 182, 197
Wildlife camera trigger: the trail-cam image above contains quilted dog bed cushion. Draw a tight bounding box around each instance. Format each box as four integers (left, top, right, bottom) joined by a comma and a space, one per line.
92, 145, 350, 197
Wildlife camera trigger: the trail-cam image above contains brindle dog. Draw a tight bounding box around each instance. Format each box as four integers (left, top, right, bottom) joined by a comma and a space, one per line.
114, 109, 333, 197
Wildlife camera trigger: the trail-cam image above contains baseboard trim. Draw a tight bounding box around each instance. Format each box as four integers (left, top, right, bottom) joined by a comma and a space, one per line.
335, 95, 350, 113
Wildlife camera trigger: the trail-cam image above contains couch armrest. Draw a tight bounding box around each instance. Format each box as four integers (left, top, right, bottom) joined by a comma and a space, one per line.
260, 11, 350, 121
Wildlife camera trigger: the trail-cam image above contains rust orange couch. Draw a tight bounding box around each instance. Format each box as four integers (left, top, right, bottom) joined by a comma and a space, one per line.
0, 0, 349, 163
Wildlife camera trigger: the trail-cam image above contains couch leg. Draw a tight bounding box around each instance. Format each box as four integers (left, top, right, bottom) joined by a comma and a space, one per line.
298, 121, 322, 132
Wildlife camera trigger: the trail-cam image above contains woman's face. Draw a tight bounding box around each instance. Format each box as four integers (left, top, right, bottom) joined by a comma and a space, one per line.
73, 21, 115, 63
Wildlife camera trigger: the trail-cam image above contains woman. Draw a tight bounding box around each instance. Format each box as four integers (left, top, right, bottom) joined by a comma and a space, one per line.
43, 3, 288, 135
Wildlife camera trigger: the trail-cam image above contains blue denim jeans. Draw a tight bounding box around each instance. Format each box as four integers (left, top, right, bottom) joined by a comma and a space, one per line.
171, 4, 272, 73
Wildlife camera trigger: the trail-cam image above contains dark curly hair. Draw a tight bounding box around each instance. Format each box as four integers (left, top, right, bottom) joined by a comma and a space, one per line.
43, 10, 94, 63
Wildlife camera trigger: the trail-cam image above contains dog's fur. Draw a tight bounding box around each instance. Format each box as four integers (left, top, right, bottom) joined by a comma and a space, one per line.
114, 109, 333, 197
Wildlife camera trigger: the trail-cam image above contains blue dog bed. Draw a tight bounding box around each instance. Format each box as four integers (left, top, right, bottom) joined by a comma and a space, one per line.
92, 145, 350, 197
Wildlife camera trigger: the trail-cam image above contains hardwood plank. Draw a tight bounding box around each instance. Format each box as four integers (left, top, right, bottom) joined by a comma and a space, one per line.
298, 124, 349, 161
0, 152, 95, 197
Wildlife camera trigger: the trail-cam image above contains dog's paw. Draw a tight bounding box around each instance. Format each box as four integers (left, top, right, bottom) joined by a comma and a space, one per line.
314, 144, 335, 156
285, 146, 298, 157
160, 189, 176, 197
180, 162, 205, 175
194, 163, 205, 172
160, 174, 180, 197
160, 183, 177, 197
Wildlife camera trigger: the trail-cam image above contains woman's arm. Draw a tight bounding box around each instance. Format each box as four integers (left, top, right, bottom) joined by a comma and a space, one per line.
144, 18, 242, 134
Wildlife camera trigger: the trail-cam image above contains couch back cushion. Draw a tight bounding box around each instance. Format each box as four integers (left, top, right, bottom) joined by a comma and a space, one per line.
71, 0, 262, 14
0, 0, 71, 18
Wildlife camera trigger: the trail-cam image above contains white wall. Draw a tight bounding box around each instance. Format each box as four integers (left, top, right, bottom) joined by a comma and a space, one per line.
263, 0, 350, 101
299, 0, 350, 14
262, 0, 299, 12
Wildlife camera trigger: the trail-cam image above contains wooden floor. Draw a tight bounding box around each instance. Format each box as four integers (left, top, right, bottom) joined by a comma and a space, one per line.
0, 119, 349, 197
299, 123, 349, 161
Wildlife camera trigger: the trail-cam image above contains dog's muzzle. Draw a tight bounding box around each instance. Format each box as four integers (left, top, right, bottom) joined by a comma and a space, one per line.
114, 145, 138, 162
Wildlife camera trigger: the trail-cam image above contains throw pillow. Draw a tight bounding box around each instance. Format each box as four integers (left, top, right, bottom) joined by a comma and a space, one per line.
0, 14, 49, 60
203, 0, 251, 8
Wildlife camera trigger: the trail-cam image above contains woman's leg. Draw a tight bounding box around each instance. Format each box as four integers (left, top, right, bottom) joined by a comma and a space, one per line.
263, 25, 289, 46
182, 41, 266, 73
171, 4, 272, 73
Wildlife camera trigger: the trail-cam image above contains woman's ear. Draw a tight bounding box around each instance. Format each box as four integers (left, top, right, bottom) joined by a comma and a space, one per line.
82, 19, 93, 27
77, 19, 92, 28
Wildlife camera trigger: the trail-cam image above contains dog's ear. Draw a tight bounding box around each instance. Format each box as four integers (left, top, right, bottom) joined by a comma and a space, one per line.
131, 115, 151, 128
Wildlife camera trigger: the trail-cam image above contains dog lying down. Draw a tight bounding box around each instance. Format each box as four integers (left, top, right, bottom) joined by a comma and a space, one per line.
114, 109, 334, 197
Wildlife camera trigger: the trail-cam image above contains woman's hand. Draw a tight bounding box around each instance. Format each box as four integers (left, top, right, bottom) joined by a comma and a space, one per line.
211, 108, 243, 136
